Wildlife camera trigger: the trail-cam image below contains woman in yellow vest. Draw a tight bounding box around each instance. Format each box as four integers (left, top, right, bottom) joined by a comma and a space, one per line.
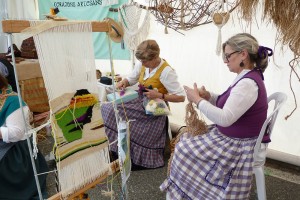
101, 40, 185, 170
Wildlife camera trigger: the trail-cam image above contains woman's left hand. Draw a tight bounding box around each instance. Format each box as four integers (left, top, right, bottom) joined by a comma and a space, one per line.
144, 89, 161, 100
184, 83, 203, 104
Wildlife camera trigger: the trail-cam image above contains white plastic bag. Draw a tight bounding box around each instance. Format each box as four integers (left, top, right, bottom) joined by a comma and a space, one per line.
143, 98, 170, 116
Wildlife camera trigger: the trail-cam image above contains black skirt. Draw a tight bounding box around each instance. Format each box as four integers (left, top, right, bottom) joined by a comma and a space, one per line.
0, 140, 48, 200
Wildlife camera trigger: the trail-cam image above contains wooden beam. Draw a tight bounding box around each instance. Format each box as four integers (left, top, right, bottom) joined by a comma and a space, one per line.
48, 160, 120, 200
1, 20, 111, 33
2, 20, 30, 33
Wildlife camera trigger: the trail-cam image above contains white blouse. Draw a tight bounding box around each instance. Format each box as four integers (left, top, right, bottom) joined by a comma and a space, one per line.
198, 70, 259, 127
1, 106, 30, 143
126, 59, 185, 96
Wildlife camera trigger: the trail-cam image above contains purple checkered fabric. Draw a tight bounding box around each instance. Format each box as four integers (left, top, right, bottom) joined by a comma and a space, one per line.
160, 125, 257, 199
101, 96, 167, 168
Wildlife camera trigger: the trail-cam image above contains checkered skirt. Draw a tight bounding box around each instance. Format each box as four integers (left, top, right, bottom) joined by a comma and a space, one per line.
160, 125, 257, 200
101, 97, 167, 168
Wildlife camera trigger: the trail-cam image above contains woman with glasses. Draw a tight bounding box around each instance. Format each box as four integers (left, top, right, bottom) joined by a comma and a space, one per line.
161, 33, 273, 199
0, 73, 48, 199
101, 39, 185, 170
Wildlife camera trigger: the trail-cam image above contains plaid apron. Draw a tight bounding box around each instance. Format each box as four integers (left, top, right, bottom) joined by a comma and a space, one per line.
101, 97, 167, 168
160, 125, 256, 199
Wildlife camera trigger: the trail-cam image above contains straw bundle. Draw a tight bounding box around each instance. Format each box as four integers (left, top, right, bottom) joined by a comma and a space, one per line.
238, 0, 300, 56
184, 102, 207, 136
237, 0, 300, 119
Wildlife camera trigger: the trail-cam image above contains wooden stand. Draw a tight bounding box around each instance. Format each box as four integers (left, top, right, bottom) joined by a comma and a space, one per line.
48, 160, 120, 200
2, 20, 111, 33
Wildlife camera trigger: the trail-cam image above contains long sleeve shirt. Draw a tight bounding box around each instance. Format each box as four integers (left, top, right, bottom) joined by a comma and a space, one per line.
198, 70, 259, 127
126, 59, 185, 96
1, 106, 30, 143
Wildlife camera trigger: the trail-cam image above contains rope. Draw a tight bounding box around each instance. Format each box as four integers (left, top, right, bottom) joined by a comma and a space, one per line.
118, 2, 150, 51
212, 0, 230, 56
26, 120, 51, 158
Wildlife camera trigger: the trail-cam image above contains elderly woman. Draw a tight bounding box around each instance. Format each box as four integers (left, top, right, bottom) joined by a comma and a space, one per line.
0, 73, 48, 199
160, 33, 273, 199
101, 40, 185, 169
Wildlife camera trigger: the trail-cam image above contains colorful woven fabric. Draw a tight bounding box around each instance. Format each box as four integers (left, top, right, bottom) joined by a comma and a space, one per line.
160, 125, 256, 199
101, 96, 167, 168
50, 90, 110, 197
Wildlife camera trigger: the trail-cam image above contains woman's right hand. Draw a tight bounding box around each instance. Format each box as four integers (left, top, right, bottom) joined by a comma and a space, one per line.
116, 79, 128, 89
198, 86, 211, 101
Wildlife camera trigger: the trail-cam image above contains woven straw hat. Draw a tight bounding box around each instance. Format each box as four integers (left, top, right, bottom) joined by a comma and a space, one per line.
105, 18, 124, 43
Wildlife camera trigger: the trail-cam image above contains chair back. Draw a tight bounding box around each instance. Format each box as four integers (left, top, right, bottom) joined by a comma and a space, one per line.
253, 92, 287, 161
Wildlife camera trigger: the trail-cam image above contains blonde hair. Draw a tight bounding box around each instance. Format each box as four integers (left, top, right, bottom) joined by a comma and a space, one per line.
222, 33, 269, 72
135, 40, 160, 61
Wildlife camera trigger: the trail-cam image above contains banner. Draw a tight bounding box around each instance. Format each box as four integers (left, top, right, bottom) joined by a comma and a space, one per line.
38, 0, 130, 60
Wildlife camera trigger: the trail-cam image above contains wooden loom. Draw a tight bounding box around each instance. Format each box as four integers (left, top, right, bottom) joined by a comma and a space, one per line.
2, 19, 120, 200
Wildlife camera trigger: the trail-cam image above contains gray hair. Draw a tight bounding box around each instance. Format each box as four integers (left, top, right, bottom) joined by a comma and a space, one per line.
222, 33, 269, 72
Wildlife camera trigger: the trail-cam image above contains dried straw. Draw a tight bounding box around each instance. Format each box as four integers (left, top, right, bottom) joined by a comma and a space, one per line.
238, 0, 300, 118
238, 0, 300, 56
237, 0, 259, 22
184, 102, 207, 136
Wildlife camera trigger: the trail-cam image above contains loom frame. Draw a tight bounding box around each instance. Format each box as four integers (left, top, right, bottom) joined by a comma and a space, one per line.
2, 19, 122, 200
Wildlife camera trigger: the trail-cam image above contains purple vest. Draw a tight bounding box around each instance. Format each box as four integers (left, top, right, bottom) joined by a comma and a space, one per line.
216, 70, 269, 141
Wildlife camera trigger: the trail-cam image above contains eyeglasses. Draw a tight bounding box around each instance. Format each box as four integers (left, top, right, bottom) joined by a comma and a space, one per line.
223, 51, 241, 62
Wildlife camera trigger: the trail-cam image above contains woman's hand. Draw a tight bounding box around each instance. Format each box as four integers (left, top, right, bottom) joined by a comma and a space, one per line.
116, 79, 128, 89
144, 89, 162, 100
198, 86, 211, 101
184, 83, 203, 105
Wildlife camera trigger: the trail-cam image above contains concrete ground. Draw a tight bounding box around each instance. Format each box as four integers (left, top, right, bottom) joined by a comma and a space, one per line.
39, 136, 300, 200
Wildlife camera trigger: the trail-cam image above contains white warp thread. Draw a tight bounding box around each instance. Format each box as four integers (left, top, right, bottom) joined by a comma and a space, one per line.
58, 147, 110, 197
29, 21, 98, 101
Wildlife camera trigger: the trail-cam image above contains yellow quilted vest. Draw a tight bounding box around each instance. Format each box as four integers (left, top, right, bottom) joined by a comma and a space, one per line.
138, 60, 170, 94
